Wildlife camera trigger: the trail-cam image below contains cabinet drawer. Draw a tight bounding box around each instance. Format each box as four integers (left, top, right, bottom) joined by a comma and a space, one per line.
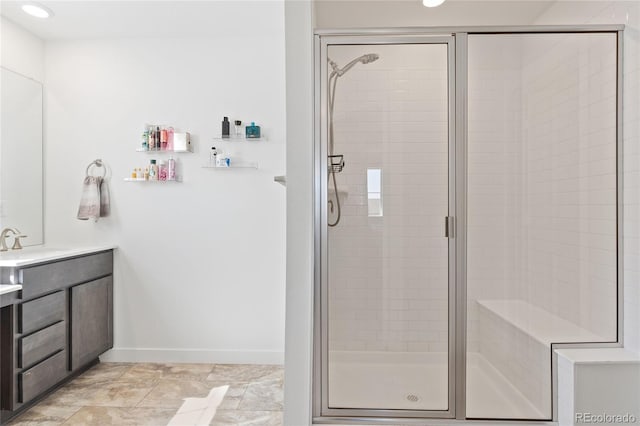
20, 291, 65, 335
21, 251, 113, 299
19, 321, 66, 369
19, 350, 66, 403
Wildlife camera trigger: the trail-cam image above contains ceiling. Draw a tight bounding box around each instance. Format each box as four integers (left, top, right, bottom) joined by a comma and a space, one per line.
0, 0, 559, 41
0, 1, 285, 40
313, 0, 559, 29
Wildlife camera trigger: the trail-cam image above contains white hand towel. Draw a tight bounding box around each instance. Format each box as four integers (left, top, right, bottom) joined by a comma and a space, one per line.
99, 178, 110, 217
77, 176, 110, 221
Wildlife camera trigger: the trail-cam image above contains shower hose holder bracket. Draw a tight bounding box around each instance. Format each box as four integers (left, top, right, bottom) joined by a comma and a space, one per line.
328, 154, 345, 173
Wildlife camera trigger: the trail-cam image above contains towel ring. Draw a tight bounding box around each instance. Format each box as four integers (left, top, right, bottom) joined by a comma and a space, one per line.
86, 159, 107, 178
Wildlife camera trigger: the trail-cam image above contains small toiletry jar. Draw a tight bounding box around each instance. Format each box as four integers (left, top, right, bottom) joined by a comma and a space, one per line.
173, 132, 191, 151
216, 156, 230, 168
246, 122, 261, 139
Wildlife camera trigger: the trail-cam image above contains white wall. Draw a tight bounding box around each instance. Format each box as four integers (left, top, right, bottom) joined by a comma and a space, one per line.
0, 16, 44, 82
44, 4, 287, 363
283, 0, 315, 424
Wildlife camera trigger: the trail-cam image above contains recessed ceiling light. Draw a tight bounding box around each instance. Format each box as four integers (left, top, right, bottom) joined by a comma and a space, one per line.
21, 3, 54, 19
423, 0, 446, 7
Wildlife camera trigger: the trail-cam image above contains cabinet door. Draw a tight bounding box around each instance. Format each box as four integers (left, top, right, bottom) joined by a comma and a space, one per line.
70, 276, 113, 370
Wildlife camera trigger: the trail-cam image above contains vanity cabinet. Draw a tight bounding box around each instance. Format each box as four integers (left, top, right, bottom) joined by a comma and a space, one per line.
0, 250, 113, 421
70, 276, 113, 370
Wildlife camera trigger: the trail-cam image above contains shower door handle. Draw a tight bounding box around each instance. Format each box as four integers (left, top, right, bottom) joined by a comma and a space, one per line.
444, 216, 455, 239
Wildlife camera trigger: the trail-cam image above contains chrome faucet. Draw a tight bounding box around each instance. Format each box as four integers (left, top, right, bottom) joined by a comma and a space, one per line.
0, 227, 27, 251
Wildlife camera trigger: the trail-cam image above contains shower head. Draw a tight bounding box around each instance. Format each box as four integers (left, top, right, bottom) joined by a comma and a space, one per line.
360, 53, 379, 64
329, 53, 380, 78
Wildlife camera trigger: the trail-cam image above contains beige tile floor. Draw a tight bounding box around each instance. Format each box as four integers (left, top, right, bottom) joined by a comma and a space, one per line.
8, 362, 283, 426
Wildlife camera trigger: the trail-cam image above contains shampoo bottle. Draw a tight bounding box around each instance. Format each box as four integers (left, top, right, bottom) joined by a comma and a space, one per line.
222, 117, 230, 138
150, 159, 158, 180
148, 126, 155, 150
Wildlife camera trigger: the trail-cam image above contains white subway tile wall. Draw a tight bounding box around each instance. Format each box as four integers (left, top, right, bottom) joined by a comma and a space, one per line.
520, 34, 617, 338
529, 0, 640, 357
466, 37, 524, 355
327, 44, 450, 354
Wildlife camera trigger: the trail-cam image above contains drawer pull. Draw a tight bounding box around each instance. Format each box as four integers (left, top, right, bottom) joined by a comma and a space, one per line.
20, 350, 66, 403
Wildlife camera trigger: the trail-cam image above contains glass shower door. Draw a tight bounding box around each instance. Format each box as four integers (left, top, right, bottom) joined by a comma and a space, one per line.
320, 37, 455, 417
465, 32, 619, 420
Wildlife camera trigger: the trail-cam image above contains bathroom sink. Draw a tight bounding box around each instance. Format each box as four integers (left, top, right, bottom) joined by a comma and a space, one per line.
0, 245, 116, 267
1, 246, 66, 258
0, 247, 68, 265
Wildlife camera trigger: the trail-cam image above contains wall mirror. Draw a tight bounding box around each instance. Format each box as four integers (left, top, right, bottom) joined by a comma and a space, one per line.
0, 67, 44, 246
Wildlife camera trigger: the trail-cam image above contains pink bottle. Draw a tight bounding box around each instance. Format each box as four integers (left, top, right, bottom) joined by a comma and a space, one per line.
160, 128, 168, 150
168, 157, 176, 181
159, 160, 167, 181
166, 127, 174, 151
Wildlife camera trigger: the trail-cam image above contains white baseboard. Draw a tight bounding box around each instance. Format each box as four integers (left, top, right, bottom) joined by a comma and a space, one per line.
100, 348, 284, 365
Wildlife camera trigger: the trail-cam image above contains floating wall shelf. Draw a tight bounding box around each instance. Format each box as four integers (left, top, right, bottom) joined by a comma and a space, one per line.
136, 148, 193, 153
213, 136, 266, 142
202, 162, 258, 170
124, 177, 182, 182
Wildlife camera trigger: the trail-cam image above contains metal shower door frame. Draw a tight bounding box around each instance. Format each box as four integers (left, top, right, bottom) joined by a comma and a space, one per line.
314, 33, 459, 420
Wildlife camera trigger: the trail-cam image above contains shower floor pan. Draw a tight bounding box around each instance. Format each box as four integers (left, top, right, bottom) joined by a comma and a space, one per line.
328, 351, 544, 418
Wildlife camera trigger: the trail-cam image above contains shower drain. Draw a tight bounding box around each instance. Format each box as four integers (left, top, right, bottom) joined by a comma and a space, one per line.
405, 394, 420, 402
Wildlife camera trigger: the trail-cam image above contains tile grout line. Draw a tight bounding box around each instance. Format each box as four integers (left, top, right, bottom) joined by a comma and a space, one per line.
133, 379, 163, 408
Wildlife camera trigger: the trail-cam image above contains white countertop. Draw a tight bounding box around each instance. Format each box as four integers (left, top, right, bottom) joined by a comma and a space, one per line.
0, 284, 22, 295
0, 245, 116, 267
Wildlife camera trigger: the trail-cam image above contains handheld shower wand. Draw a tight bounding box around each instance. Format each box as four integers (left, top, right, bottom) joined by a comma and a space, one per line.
327, 53, 379, 227
329, 54, 379, 78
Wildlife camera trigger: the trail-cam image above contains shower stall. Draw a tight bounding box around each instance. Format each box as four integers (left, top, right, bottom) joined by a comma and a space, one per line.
314, 27, 622, 422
